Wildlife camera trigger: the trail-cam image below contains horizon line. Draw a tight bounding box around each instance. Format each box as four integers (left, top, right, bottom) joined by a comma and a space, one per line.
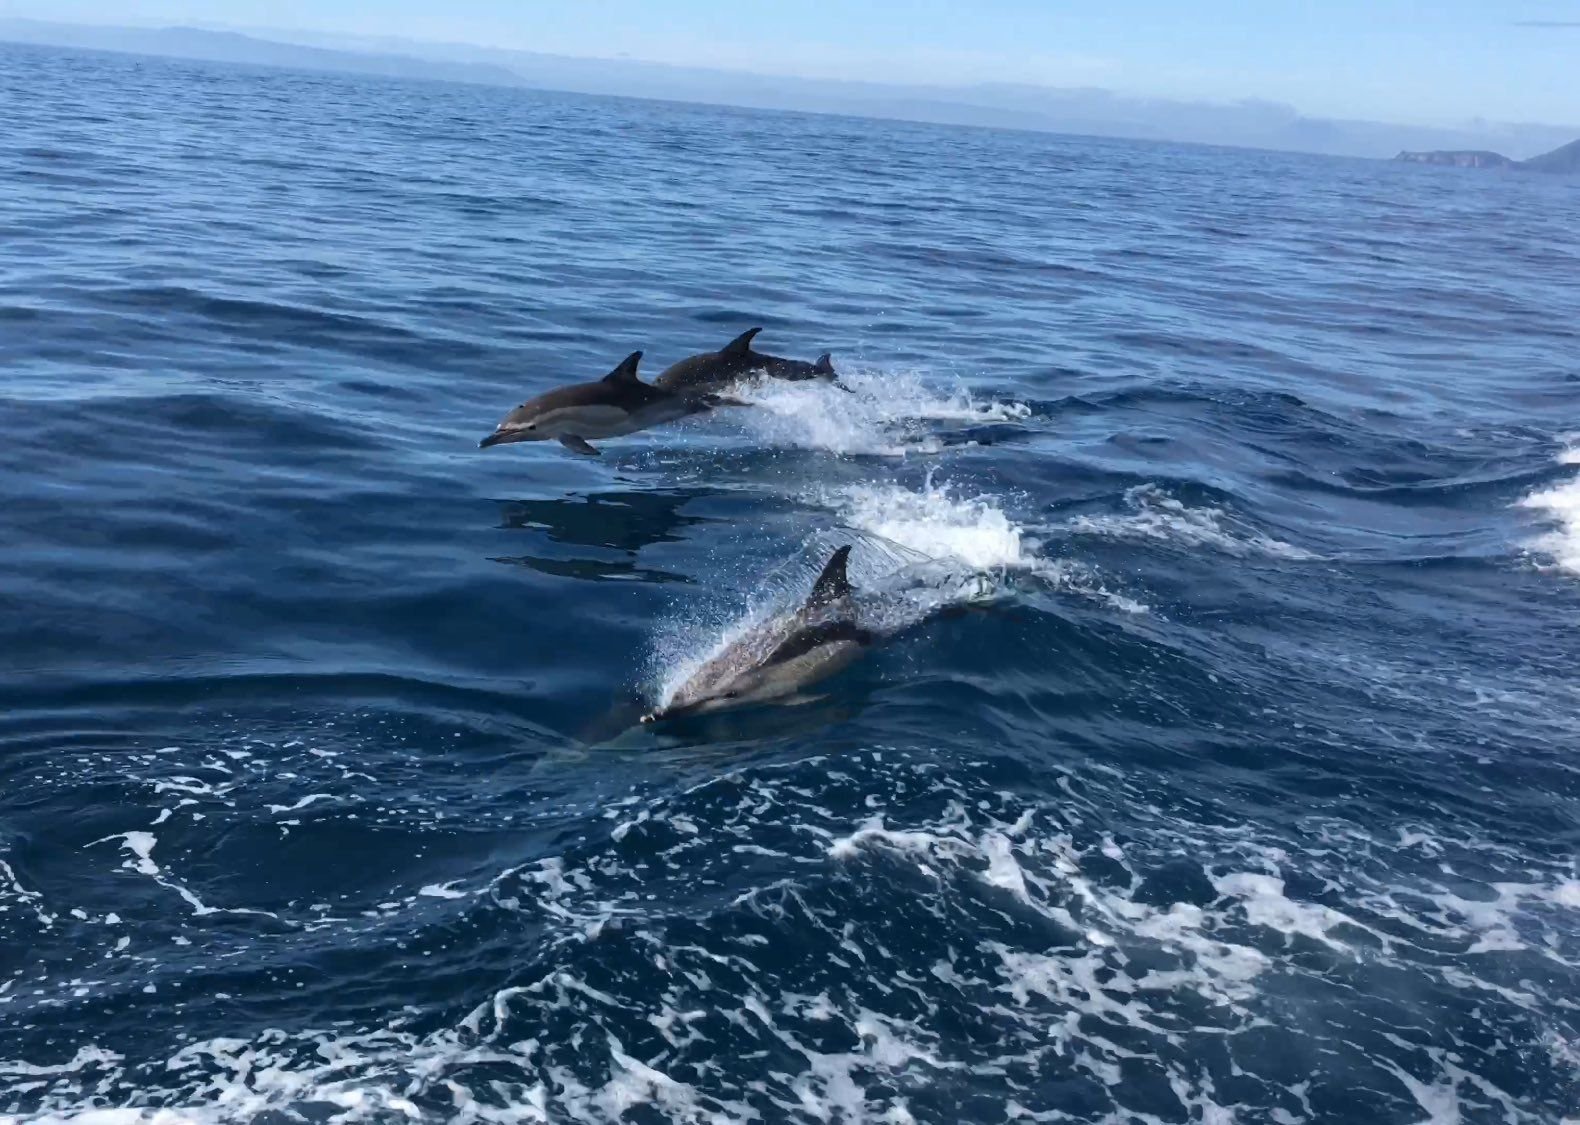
2, 14, 1578, 146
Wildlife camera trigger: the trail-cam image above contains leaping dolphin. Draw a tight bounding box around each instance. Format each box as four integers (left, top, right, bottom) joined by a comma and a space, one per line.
479, 351, 712, 456
654, 327, 844, 398
642, 545, 873, 723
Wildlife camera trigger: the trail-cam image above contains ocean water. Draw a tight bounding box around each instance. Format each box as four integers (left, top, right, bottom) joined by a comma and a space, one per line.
2, 39, 1579, 1124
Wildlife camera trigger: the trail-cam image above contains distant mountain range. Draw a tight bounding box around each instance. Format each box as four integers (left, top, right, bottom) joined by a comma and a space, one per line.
1395, 138, 1580, 173
3, 16, 1578, 163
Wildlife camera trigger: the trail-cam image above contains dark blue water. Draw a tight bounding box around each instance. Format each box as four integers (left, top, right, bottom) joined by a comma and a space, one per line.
3, 41, 1579, 1124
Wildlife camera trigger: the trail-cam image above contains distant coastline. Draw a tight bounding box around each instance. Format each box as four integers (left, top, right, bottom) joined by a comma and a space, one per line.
3, 16, 1578, 164
1394, 138, 1580, 173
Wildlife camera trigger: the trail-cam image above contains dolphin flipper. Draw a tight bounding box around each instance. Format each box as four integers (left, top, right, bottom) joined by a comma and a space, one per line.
811, 353, 855, 392
559, 435, 600, 456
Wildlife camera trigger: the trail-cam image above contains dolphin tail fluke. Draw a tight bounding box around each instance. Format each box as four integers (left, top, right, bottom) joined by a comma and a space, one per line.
721, 327, 763, 357
815, 352, 853, 393
806, 545, 854, 610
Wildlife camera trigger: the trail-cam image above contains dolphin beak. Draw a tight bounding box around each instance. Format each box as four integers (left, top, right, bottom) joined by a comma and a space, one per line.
479, 431, 508, 449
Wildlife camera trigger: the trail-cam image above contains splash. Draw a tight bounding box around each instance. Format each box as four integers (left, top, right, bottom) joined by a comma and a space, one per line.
728, 364, 1028, 457
1061, 483, 1314, 560
829, 475, 1039, 571
1519, 442, 1580, 577
650, 475, 1147, 706
824, 476, 1148, 615
648, 597, 791, 712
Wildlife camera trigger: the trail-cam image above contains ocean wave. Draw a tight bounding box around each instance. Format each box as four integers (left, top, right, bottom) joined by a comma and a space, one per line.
1518, 440, 1580, 577
7, 749, 1574, 1123
1058, 483, 1315, 560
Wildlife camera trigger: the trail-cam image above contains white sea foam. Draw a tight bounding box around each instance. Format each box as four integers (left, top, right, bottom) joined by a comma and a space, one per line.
5, 750, 1575, 1123
832, 476, 1038, 571
1519, 442, 1580, 576
826, 476, 1147, 615
85, 832, 282, 923
1061, 483, 1314, 559
729, 364, 1028, 457
0, 856, 56, 931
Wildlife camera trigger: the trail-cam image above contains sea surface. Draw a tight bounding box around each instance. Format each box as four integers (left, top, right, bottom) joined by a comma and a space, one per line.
2, 41, 1579, 1125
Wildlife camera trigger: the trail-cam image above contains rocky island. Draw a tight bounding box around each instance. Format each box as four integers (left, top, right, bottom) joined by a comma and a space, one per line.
1394, 137, 1580, 173
1395, 150, 1516, 169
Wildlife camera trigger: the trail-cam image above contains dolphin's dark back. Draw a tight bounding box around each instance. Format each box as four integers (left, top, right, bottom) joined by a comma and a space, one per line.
531, 352, 679, 409
655, 328, 763, 394
764, 618, 872, 667
655, 327, 837, 394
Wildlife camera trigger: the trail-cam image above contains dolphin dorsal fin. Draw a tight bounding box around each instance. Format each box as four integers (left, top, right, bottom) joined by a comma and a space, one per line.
805, 545, 854, 611
602, 351, 643, 384
814, 353, 835, 377
720, 327, 762, 358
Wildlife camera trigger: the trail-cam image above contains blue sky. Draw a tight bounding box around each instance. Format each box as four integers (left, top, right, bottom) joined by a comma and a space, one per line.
6, 0, 1580, 125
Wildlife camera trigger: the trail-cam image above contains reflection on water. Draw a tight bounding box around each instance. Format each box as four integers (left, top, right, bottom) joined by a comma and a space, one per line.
490, 488, 715, 582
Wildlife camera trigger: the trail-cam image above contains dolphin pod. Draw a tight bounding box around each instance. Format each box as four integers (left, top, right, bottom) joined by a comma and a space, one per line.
480, 330, 887, 727
478, 329, 838, 457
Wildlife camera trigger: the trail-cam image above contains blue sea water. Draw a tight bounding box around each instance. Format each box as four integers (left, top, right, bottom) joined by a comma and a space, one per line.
2, 39, 1580, 1123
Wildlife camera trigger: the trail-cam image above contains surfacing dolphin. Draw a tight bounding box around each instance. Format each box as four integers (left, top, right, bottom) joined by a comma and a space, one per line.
653, 327, 843, 398
479, 351, 712, 457
642, 545, 873, 723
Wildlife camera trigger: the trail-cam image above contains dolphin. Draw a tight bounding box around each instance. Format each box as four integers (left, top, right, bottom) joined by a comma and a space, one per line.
642, 545, 873, 723
479, 351, 712, 456
653, 327, 844, 398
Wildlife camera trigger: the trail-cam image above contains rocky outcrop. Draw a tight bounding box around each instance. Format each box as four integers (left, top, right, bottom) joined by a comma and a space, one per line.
1394, 149, 1517, 169
1393, 138, 1580, 173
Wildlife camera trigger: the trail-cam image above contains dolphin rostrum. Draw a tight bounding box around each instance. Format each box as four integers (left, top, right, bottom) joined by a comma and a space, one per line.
653, 327, 843, 398
479, 351, 712, 456
642, 545, 873, 723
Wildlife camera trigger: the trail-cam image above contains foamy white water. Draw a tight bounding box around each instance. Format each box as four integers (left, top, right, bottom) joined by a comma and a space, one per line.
13, 749, 1570, 1124
824, 477, 1148, 615
1519, 443, 1580, 577
729, 365, 1028, 457
1060, 483, 1314, 560
832, 476, 1038, 571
